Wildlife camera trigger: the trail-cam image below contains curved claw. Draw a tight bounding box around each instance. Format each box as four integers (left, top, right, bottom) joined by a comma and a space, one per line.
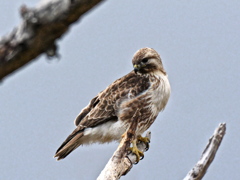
129, 146, 144, 164
145, 143, 150, 151
133, 154, 144, 164
134, 161, 139, 165
133, 152, 144, 164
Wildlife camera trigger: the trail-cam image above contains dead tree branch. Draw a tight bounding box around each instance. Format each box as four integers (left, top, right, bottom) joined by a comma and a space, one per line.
0, 0, 105, 81
97, 109, 151, 180
183, 123, 226, 180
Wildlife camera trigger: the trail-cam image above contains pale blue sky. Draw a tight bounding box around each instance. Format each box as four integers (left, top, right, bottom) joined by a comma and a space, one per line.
1, 0, 240, 179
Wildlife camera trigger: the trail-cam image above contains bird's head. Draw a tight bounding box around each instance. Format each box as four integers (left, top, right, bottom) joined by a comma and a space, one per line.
132, 47, 166, 75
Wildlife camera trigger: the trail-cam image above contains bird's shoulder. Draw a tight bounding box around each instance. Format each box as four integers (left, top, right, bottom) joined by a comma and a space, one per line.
101, 70, 151, 97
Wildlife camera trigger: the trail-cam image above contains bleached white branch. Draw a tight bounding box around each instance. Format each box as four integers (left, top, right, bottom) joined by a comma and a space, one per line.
97, 131, 151, 180
183, 123, 226, 180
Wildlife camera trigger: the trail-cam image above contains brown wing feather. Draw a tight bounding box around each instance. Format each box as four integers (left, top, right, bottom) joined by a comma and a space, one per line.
76, 71, 150, 128
55, 71, 150, 160
74, 96, 99, 126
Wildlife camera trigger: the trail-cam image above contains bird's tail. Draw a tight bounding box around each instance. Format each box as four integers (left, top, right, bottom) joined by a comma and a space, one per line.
54, 126, 84, 160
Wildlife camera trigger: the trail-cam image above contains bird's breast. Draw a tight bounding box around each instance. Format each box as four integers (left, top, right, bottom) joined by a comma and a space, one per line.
149, 73, 171, 116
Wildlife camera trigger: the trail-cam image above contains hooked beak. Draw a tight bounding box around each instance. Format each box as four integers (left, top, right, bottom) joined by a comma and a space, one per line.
134, 64, 141, 73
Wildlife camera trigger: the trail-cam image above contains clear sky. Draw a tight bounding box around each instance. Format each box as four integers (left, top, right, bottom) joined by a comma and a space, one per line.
1, 0, 240, 180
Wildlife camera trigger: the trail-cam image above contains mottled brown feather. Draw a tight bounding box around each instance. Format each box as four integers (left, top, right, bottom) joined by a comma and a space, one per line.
75, 71, 150, 128
74, 96, 99, 126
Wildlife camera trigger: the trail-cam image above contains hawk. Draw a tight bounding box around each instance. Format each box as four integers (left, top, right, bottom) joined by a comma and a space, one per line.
54, 48, 171, 162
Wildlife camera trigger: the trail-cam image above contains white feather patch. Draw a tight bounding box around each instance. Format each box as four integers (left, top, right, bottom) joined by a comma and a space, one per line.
82, 121, 127, 144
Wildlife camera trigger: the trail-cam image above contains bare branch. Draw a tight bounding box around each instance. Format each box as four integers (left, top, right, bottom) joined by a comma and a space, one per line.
0, 0, 105, 81
97, 109, 151, 180
183, 123, 226, 180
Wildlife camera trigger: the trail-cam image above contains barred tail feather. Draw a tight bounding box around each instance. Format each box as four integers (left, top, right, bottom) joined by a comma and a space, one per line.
54, 126, 84, 160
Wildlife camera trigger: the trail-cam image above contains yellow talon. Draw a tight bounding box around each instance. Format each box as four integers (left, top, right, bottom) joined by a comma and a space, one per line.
137, 135, 150, 143
129, 139, 144, 164
137, 135, 150, 150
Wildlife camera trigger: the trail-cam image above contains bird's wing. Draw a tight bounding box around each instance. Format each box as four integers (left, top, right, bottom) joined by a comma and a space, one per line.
74, 95, 99, 126
55, 71, 151, 160
74, 71, 150, 128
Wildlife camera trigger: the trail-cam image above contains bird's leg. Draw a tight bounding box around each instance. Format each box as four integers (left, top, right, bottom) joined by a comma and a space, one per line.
137, 135, 150, 151
129, 139, 144, 164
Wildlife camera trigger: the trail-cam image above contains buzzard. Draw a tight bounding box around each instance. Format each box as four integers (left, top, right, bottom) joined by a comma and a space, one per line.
54, 48, 171, 162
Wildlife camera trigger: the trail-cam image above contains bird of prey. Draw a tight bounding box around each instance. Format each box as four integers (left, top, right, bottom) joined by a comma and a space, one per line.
54, 48, 171, 162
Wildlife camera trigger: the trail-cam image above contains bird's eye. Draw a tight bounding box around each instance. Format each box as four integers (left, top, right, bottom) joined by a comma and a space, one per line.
142, 58, 148, 63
